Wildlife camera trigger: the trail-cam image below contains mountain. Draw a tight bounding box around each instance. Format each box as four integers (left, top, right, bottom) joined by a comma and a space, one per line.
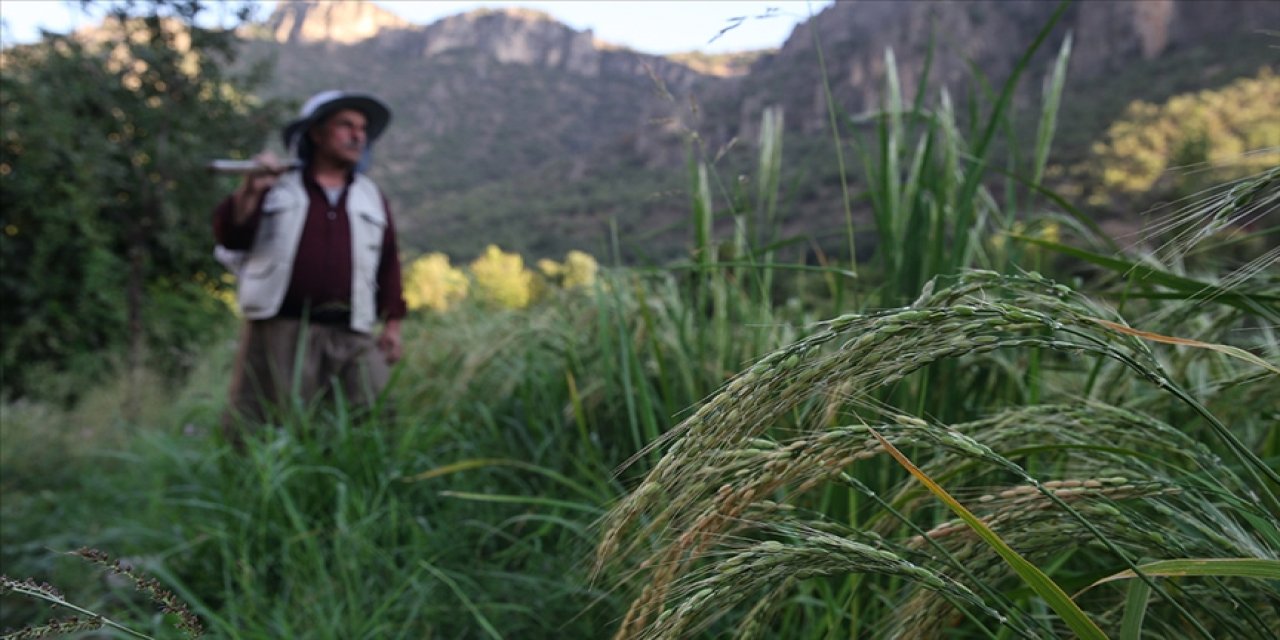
266, 0, 410, 43
234, 0, 1277, 262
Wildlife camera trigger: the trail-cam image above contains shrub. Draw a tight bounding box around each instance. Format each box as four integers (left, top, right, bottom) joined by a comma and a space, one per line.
470, 244, 535, 309
404, 252, 470, 312
1085, 68, 1279, 203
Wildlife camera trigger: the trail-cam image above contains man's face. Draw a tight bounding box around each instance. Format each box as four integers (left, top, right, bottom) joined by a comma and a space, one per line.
310, 108, 368, 167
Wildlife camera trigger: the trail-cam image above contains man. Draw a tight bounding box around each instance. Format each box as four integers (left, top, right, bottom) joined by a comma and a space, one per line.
214, 90, 406, 447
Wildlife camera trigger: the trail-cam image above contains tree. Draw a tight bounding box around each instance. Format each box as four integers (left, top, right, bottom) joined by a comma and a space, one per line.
1085, 68, 1279, 205
0, 0, 284, 401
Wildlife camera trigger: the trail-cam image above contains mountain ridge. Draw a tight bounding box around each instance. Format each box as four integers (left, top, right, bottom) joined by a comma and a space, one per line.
233, 1, 1280, 260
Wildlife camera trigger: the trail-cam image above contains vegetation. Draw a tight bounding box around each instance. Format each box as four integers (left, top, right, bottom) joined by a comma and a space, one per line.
403, 252, 469, 312
0, 0, 283, 401
2, 2, 1277, 639
403, 245, 600, 312
1082, 68, 1279, 205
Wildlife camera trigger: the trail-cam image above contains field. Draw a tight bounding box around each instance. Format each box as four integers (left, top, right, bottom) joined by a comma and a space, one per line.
2, 12, 1278, 640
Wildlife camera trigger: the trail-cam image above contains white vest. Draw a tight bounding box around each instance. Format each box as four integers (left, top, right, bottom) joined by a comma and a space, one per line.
236, 171, 387, 333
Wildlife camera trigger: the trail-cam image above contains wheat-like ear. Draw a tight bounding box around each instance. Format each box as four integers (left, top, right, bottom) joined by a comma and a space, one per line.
600, 272, 1148, 570
0, 573, 124, 639
0, 614, 106, 638
625, 524, 995, 640
1, 575, 65, 602
1142, 165, 1279, 264
0, 548, 203, 640
71, 547, 203, 637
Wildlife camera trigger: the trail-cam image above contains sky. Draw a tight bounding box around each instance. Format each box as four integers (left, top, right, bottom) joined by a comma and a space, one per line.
0, 0, 835, 54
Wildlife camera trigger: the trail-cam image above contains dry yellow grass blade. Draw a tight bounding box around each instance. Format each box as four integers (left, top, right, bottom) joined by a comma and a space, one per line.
1087, 317, 1280, 376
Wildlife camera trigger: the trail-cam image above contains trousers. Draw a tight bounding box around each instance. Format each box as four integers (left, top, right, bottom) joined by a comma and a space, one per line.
222, 317, 390, 448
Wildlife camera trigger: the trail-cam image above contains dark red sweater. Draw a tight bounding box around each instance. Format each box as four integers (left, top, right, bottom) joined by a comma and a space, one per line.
213, 169, 407, 322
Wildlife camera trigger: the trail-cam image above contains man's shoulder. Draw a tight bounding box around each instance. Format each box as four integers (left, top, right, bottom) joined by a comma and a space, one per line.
271, 169, 307, 193
350, 174, 387, 204
262, 170, 307, 209
351, 172, 383, 192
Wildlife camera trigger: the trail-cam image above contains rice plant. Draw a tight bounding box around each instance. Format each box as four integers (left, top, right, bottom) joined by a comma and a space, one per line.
595, 271, 1278, 639
594, 4, 1278, 634
1, 547, 202, 639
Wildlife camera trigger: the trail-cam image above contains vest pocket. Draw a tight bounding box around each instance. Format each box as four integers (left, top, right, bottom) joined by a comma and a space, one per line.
355, 213, 385, 273
357, 211, 386, 230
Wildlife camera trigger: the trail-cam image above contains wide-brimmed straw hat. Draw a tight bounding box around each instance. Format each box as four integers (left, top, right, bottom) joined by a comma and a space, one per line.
281, 90, 392, 157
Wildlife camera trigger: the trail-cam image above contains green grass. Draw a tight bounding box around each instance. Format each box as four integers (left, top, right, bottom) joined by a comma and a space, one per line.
0, 271, 821, 637
3, 190, 1276, 639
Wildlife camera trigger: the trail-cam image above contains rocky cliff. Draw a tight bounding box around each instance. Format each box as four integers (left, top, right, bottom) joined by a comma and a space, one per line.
266, 0, 409, 44
263, 0, 702, 87
713, 0, 1280, 140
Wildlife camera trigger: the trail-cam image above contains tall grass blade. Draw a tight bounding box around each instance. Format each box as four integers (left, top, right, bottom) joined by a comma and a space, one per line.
1085, 558, 1280, 590
1032, 32, 1072, 186
755, 106, 784, 298
693, 162, 714, 272
810, 5, 858, 271
1119, 579, 1151, 640
437, 491, 604, 515
418, 561, 503, 640
988, 162, 1112, 245
1015, 235, 1280, 320
911, 32, 935, 116
951, 0, 1070, 267
402, 458, 603, 502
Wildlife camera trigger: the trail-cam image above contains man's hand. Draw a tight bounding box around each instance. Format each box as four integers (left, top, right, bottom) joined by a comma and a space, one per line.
378, 319, 403, 364
231, 151, 289, 224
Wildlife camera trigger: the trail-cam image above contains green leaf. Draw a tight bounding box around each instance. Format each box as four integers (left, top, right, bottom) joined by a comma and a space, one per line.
1014, 235, 1280, 321
1089, 558, 1280, 589
437, 491, 604, 515
1119, 579, 1151, 640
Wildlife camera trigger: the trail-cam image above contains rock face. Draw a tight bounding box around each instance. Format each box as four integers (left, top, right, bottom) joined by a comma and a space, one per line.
414, 9, 601, 75
1072, 0, 1279, 73
264, 0, 1280, 145
719, 0, 1280, 138
264, 2, 701, 87
238, 1, 724, 256
267, 0, 410, 44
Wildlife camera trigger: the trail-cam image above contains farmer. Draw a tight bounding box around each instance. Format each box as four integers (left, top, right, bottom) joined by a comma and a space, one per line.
213, 90, 406, 448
